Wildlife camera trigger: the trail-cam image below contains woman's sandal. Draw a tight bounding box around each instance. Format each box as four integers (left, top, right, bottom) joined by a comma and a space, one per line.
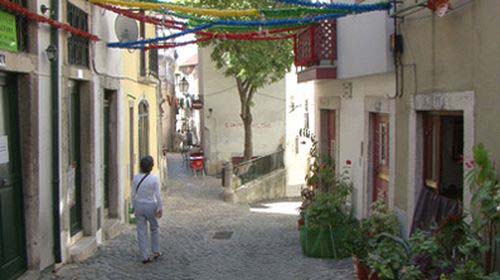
153, 252, 163, 260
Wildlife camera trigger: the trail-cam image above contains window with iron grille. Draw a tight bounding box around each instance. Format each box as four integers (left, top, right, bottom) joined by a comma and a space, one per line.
6, 0, 29, 52
67, 2, 89, 67
149, 49, 158, 77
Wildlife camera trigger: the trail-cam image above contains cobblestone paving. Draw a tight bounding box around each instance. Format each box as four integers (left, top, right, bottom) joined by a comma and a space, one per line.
42, 154, 354, 280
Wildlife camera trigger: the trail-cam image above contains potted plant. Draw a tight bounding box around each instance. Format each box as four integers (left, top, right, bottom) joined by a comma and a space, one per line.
352, 198, 401, 280
300, 166, 357, 259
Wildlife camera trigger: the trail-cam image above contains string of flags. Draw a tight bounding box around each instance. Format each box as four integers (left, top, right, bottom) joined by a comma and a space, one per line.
0, 0, 456, 51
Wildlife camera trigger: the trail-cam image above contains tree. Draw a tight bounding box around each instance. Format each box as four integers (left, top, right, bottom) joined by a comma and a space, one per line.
186, 0, 294, 160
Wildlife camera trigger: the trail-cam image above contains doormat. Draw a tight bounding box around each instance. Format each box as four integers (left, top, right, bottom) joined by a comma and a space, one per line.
213, 231, 233, 240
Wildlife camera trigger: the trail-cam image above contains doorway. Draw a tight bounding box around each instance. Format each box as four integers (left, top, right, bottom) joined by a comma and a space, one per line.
69, 81, 83, 236
371, 113, 390, 203
0, 73, 27, 279
319, 109, 336, 160
423, 112, 464, 200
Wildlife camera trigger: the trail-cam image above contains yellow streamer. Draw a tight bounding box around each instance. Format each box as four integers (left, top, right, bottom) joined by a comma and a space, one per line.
89, 0, 261, 17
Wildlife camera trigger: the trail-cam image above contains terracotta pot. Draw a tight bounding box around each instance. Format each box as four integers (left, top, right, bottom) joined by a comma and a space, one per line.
298, 217, 305, 230
353, 256, 369, 280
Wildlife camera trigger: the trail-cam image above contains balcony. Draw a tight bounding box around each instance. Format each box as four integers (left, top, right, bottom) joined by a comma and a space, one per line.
294, 20, 337, 83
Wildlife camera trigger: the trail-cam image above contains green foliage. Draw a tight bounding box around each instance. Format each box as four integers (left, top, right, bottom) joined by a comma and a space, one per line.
184, 0, 294, 89
352, 200, 400, 266
466, 143, 500, 225
466, 144, 500, 274
305, 189, 353, 229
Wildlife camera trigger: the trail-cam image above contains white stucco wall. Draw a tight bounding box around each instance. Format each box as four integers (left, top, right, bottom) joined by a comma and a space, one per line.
315, 73, 395, 218
199, 47, 286, 172
337, 10, 394, 79
285, 71, 315, 197
37, 3, 55, 267
92, 6, 124, 242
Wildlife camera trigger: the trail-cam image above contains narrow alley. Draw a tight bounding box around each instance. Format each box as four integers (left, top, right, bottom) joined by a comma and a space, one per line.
42, 154, 354, 280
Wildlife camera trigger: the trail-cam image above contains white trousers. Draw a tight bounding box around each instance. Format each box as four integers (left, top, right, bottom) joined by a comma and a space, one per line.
135, 201, 160, 260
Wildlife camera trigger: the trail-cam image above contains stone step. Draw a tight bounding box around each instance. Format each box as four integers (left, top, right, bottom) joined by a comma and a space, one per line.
69, 237, 97, 263
103, 218, 123, 240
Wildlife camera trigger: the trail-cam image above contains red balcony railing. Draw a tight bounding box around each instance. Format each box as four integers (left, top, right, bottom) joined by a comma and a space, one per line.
294, 20, 337, 82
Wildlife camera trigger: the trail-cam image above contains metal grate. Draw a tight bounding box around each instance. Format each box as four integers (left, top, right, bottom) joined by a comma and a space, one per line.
212, 231, 233, 240
233, 150, 285, 185
67, 2, 89, 67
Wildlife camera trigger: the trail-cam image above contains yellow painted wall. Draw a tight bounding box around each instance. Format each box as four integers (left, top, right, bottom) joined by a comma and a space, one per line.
121, 24, 160, 202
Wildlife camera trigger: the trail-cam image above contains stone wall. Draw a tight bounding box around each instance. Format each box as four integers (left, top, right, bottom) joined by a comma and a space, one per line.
234, 169, 287, 204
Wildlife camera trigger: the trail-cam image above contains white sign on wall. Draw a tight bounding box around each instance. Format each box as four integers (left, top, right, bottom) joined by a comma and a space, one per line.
0, 135, 9, 164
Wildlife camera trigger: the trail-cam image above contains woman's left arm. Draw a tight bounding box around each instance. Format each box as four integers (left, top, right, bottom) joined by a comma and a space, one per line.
154, 177, 163, 217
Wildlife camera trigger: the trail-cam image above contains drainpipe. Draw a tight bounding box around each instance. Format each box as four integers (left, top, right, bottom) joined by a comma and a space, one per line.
50, 0, 62, 263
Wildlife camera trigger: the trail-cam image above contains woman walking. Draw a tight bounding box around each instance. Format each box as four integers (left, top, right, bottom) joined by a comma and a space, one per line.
132, 156, 163, 263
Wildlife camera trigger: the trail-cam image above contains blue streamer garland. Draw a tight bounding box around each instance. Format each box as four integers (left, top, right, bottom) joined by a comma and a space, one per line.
107, 13, 346, 48
107, 1, 391, 49
274, 0, 391, 12
107, 24, 213, 48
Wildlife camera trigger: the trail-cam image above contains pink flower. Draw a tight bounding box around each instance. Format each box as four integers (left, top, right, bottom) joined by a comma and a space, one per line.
346, 160, 352, 166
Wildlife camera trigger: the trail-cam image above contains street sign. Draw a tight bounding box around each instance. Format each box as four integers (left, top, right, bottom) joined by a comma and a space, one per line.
0, 11, 17, 52
192, 100, 203, 110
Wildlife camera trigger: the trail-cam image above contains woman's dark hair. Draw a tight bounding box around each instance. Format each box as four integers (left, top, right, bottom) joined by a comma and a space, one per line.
140, 156, 154, 173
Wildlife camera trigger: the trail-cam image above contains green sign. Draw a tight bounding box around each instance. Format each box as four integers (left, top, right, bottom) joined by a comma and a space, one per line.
0, 11, 17, 52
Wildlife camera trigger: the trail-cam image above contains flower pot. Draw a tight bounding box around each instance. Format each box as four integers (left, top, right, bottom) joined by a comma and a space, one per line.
298, 217, 305, 230
353, 256, 369, 280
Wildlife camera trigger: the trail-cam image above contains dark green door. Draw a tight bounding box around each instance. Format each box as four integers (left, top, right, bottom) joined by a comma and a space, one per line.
0, 74, 27, 279
103, 92, 110, 209
69, 81, 82, 236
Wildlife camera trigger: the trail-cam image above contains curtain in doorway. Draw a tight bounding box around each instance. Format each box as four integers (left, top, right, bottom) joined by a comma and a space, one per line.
410, 187, 462, 235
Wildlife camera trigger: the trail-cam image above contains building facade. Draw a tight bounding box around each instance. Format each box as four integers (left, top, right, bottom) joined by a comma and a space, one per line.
198, 46, 287, 176
0, 1, 164, 278
295, 6, 396, 220
394, 0, 500, 235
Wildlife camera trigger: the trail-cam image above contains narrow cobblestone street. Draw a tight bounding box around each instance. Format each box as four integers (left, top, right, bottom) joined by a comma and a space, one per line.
43, 154, 354, 280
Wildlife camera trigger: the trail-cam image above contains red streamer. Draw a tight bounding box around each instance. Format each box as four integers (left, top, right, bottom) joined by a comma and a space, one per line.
0, 0, 99, 41
96, 3, 302, 47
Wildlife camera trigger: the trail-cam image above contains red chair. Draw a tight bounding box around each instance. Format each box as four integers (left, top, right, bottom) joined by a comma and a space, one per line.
189, 152, 205, 176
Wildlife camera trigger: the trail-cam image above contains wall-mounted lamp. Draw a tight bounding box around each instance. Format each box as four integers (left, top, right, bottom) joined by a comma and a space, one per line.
45, 44, 58, 62
178, 76, 189, 95
40, 4, 52, 15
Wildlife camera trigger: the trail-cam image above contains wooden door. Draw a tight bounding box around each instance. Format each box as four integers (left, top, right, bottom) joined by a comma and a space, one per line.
320, 110, 336, 160
372, 113, 390, 203
69, 81, 82, 236
103, 92, 110, 209
0, 74, 26, 279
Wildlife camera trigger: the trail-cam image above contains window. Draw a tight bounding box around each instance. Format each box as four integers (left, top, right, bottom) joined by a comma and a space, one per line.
67, 2, 89, 67
379, 123, 388, 165
423, 112, 464, 200
138, 101, 149, 160
149, 49, 159, 77
12, 0, 28, 51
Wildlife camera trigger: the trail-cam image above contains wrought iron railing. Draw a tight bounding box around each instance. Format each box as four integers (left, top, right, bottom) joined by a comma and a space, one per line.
294, 20, 337, 69
232, 150, 284, 185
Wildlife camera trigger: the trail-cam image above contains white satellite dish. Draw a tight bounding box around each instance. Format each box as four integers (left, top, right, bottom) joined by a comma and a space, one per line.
114, 15, 139, 42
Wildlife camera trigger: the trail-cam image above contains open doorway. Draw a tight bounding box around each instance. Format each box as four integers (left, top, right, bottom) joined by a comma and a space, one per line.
412, 111, 464, 232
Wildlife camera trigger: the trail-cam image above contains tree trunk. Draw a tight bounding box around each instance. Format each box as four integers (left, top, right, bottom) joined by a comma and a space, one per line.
242, 103, 253, 160
236, 78, 255, 161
